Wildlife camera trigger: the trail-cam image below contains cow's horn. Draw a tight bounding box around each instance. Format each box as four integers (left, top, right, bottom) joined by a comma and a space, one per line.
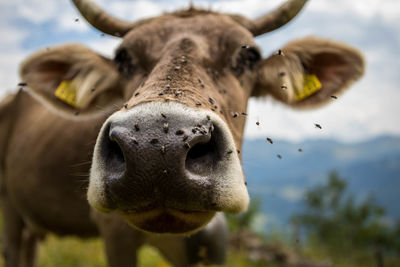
72, 0, 149, 37
232, 0, 308, 37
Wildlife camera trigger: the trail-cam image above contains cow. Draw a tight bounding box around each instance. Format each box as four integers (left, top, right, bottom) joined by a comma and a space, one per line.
0, 0, 364, 266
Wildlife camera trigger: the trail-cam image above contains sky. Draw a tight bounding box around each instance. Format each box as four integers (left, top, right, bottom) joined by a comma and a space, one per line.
0, 0, 399, 142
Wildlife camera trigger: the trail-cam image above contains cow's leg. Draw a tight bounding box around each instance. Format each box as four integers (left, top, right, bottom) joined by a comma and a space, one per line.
92, 211, 144, 267
19, 229, 38, 267
1, 196, 24, 267
147, 236, 191, 267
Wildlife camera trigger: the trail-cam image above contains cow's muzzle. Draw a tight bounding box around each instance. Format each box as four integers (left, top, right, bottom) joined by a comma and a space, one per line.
88, 102, 249, 234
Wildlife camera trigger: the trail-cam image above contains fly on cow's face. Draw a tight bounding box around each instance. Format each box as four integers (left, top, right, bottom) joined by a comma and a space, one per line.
163, 123, 169, 133
184, 142, 190, 149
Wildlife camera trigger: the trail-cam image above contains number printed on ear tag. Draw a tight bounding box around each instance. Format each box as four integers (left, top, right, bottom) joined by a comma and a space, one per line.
54, 80, 77, 107
295, 74, 322, 101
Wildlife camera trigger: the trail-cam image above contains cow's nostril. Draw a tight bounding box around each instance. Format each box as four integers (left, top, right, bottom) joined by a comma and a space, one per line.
187, 140, 215, 160
100, 126, 126, 176
108, 138, 125, 173
185, 131, 219, 176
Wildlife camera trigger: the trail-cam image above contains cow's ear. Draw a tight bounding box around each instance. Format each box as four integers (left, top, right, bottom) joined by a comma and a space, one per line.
20, 44, 124, 115
253, 37, 365, 108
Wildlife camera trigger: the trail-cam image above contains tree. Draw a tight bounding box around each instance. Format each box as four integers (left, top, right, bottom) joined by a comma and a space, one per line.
292, 172, 400, 266
227, 198, 262, 233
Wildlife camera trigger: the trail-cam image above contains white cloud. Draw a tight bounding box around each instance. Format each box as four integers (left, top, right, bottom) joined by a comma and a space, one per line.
0, 28, 28, 48
0, 0, 60, 25
0, 50, 28, 94
107, 0, 167, 20
87, 37, 121, 57
280, 186, 304, 202
309, 0, 400, 25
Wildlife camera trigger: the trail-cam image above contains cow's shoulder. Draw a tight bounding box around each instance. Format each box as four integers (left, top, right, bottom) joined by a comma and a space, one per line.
0, 90, 21, 158
0, 89, 35, 164
0, 90, 22, 190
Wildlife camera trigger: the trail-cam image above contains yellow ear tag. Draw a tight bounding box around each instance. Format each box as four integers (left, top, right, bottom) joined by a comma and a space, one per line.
54, 80, 77, 107
295, 74, 322, 101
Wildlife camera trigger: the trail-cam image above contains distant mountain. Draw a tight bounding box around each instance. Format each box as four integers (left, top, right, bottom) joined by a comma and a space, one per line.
241, 135, 400, 230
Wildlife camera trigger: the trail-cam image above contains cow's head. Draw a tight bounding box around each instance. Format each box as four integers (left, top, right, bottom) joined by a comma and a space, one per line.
19, 0, 364, 234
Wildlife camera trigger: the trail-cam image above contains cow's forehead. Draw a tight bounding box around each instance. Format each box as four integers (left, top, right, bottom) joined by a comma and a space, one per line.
118, 13, 257, 60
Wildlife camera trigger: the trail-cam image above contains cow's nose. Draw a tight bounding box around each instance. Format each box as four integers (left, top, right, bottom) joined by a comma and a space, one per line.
96, 104, 229, 207
89, 101, 249, 220
105, 116, 220, 179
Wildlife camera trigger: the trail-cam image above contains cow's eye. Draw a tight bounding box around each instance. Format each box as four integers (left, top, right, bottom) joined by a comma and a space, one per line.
114, 48, 135, 76
231, 46, 261, 76
246, 47, 261, 63
241, 46, 261, 64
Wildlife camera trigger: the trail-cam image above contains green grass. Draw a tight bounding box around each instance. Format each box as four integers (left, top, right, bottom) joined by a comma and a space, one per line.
3, 211, 397, 266
37, 236, 106, 267
0, 234, 172, 267
3, 229, 397, 267
0, 232, 276, 267
0, 209, 266, 267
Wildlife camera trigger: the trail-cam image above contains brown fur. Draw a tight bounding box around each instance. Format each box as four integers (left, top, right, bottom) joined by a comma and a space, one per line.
0, 4, 364, 267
